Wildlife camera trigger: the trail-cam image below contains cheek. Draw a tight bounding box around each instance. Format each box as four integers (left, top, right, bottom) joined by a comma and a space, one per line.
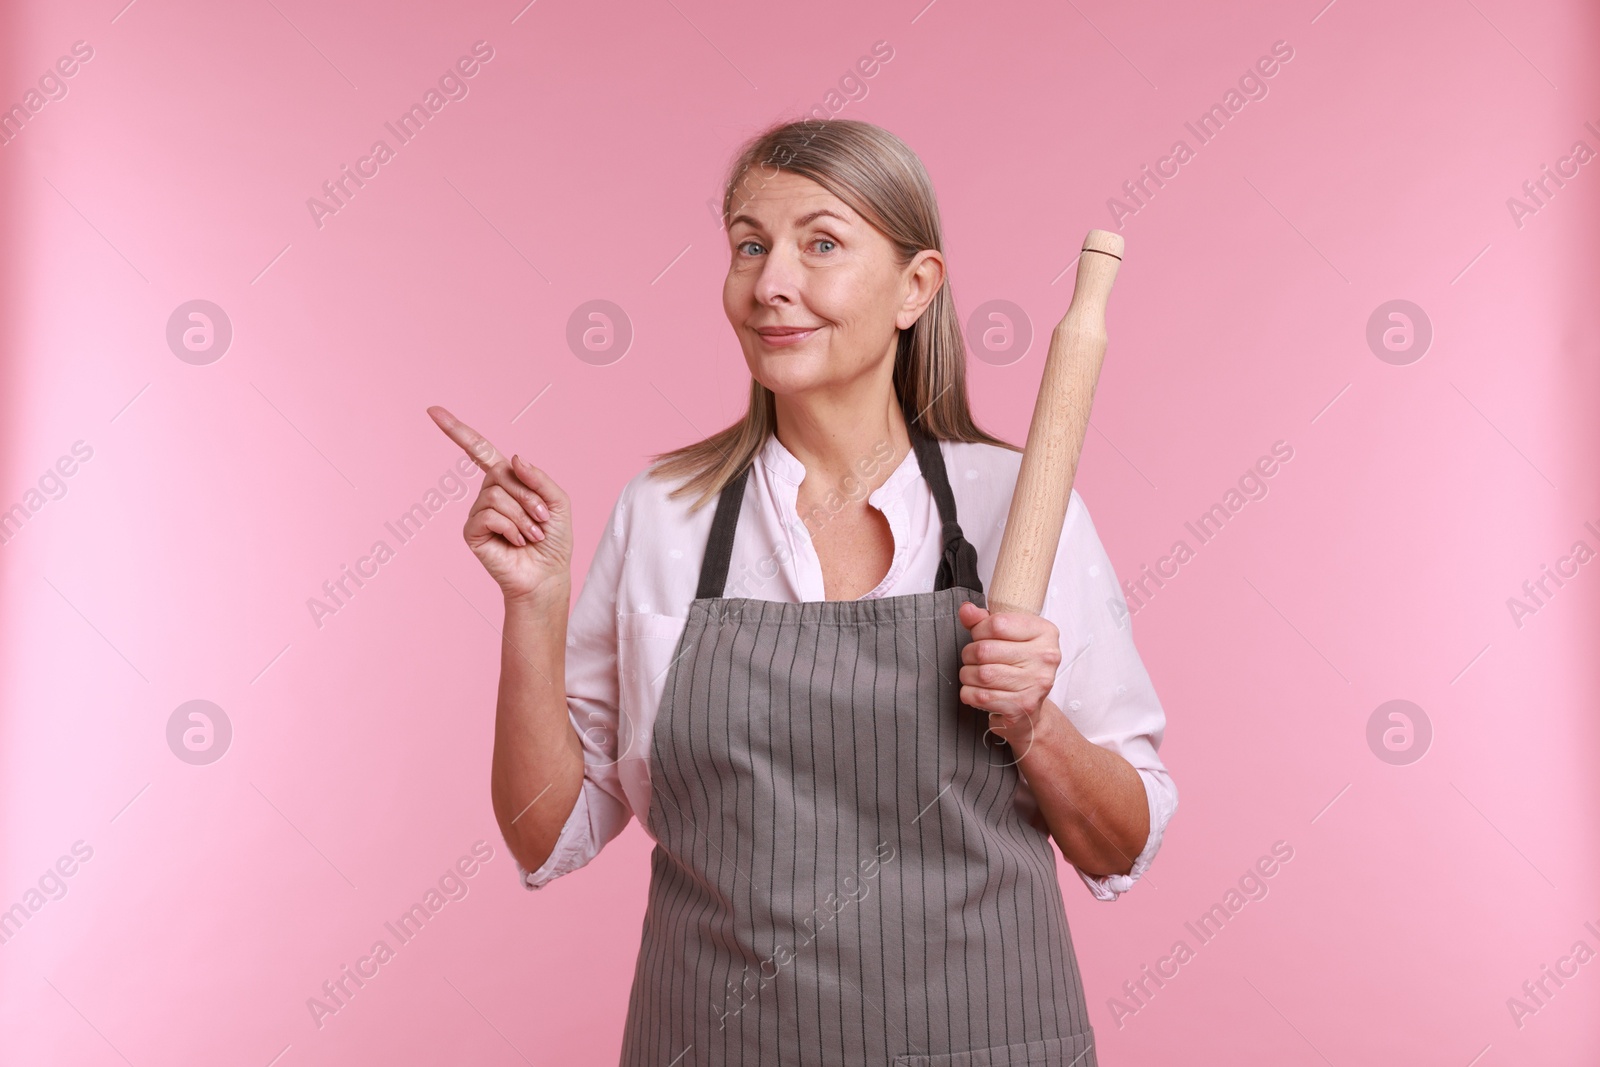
722, 271, 745, 316
795, 298, 865, 355
833, 271, 904, 336
806, 270, 867, 321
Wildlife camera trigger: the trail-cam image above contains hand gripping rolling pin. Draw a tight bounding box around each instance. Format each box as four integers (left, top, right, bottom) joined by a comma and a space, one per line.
986, 230, 1125, 617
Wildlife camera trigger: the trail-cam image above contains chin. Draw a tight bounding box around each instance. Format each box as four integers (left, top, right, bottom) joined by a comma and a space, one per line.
750, 363, 827, 397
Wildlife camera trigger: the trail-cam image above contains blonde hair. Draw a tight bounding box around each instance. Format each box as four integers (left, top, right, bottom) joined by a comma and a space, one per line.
648, 117, 1017, 512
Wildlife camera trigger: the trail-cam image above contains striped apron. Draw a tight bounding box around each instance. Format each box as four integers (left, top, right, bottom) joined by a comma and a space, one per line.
618, 426, 1097, 1066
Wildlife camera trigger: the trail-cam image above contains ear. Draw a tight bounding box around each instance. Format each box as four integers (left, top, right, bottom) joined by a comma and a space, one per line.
896, 249, 945, 330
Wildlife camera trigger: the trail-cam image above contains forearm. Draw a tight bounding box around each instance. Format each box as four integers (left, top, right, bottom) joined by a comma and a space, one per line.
1010, 697, 1150, 878
490, 585, 585, 876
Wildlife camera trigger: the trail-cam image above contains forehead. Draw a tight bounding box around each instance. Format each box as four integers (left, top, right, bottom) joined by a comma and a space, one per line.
728, 170, 856, 226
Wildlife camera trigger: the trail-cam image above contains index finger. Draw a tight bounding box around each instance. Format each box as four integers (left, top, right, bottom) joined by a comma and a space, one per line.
427, 405, 506, 474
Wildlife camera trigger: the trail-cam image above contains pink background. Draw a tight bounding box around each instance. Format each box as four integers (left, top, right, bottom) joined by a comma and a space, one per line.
2, 0, 1597, 1063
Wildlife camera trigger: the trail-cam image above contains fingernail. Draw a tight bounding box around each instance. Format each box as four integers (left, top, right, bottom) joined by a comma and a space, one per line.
535, 501, 550, 520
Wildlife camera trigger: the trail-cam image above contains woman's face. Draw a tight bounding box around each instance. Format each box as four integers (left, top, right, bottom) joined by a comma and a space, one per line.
722, 169, 942, 402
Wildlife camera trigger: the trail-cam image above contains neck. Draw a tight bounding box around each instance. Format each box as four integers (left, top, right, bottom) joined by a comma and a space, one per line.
772, 379, 911, 492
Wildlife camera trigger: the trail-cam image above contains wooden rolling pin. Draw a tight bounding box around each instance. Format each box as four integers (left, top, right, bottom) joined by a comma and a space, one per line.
987, 230, 1125, 617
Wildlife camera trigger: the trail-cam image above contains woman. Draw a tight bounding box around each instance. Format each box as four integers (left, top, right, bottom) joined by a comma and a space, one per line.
431, 118, 1176, 1066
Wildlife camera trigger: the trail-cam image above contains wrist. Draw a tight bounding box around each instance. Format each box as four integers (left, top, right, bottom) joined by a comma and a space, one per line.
1012, 696, 1075, 767
504, 581, 571, 617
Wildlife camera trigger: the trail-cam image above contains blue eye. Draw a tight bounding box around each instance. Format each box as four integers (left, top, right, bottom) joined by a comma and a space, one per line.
733, 237, 835, 256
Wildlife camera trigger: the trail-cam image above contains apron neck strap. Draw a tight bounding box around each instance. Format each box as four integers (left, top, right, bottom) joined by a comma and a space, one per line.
694, 425, 984, 600
696, 460, 750, 600
908, 425, 984, 596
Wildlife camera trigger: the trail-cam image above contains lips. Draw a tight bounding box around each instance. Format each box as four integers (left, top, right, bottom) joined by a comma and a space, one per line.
754, 325, 822, 346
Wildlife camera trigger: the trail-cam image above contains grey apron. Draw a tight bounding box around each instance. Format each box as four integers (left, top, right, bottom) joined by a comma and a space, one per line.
618, 426, 1097, 1067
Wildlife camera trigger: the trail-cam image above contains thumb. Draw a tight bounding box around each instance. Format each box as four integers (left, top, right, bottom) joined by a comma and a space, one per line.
959, 601, 989, 627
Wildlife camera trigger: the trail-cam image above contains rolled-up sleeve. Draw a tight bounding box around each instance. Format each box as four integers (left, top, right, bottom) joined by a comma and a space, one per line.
518, 480, 638, 890
1041, 490, 1178, 902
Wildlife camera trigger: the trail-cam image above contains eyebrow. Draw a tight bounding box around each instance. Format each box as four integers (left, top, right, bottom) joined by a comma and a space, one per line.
727, 208, 853, 232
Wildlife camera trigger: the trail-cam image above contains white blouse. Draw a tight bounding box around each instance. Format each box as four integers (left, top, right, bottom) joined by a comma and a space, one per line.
518, 431, 1177, 901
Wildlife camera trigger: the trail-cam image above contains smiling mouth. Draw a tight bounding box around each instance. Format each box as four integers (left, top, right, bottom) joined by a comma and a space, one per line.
755, 326, 821, 344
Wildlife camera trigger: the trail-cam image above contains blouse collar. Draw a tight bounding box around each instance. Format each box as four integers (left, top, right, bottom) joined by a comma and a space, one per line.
757, 431, 925, 509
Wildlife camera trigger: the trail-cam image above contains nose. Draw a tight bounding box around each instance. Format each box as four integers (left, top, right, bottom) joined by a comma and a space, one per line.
752, 242, 803, 305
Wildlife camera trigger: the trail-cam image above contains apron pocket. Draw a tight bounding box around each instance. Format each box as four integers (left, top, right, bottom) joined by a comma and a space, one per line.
892, 1028, 1096, 1067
